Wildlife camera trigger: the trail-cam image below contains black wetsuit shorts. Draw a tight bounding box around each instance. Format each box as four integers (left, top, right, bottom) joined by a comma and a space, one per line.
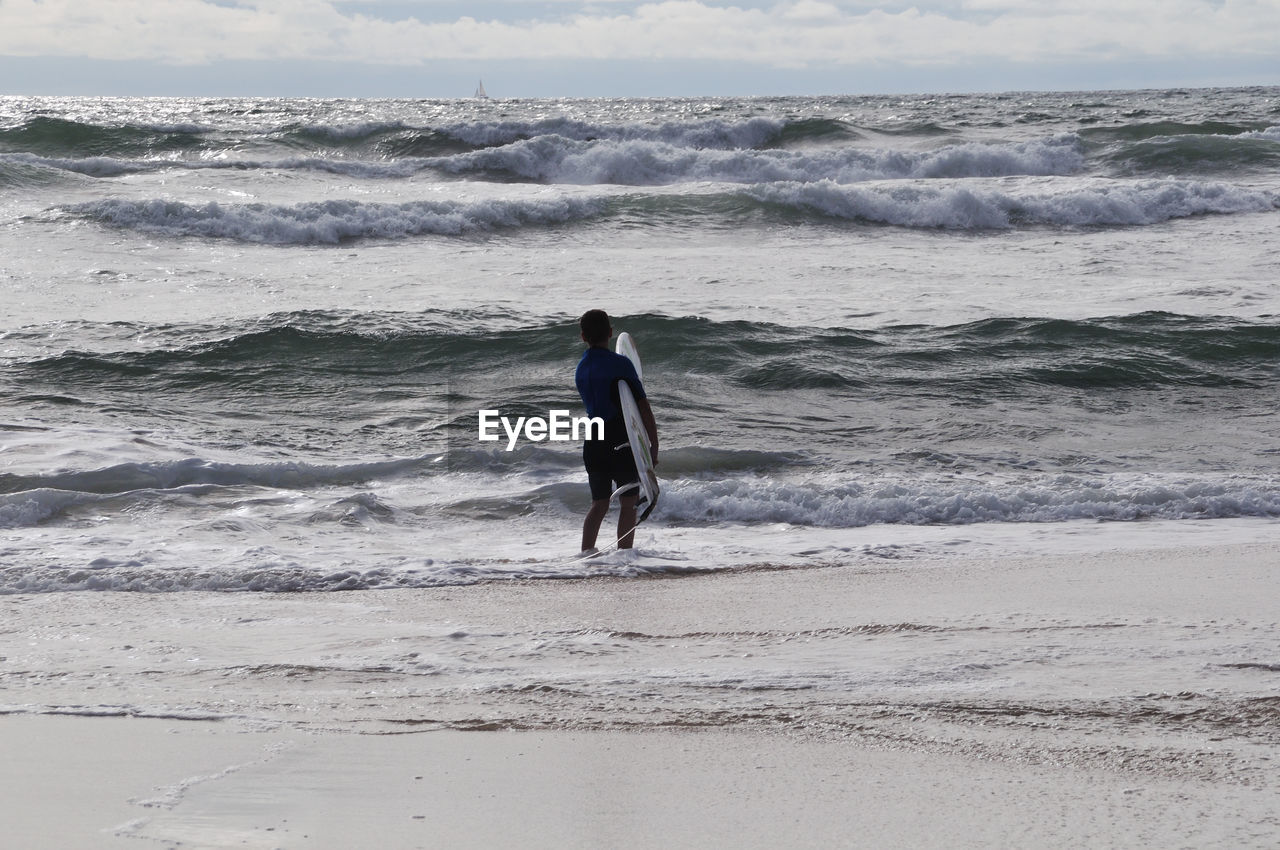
583, 417, 638, 501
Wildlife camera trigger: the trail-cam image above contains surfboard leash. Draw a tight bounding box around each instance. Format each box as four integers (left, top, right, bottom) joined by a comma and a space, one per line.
563, 518, 642, 564
544, 480, 654, 569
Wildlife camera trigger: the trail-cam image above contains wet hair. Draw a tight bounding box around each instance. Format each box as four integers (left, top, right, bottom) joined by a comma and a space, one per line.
579, 309, 612, 345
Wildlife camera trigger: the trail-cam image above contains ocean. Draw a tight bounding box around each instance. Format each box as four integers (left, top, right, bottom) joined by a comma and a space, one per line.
2, 91, 1280, 757
4, 89, 1279, 591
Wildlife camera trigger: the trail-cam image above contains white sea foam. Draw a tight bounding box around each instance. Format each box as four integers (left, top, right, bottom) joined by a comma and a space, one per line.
744, 177, 1279, 228
1240, 126, 1280, 141
658, 475, 1280, 527
0, 556, 704, 594
66, 195, 604, 243
8, 462, 1276, 537
1, 511, 1275, 594
0, 488, 99, 529
431, 134, 1084, 186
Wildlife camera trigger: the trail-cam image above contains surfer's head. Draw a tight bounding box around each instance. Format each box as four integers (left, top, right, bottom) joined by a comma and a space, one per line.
579, 309, 612, 346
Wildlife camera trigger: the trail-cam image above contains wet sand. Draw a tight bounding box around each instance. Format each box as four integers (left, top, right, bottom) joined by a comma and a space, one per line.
4, 536, 1279, 848
5, 714, 1279, 849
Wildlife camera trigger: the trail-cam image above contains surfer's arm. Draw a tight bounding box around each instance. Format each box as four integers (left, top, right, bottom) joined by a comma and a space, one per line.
637, 397, 659, 464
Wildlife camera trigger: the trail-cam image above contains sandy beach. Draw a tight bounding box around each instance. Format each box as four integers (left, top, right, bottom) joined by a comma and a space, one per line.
6, 714, 1278, 850
4, 535, 1279, 848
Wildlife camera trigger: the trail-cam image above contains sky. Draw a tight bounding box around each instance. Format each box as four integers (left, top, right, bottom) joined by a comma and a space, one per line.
0, 0, 1277, 97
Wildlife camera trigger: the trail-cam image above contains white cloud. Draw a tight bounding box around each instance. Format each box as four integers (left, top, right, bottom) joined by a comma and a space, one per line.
779, 1, 845, 20
1, 0, 1276, 68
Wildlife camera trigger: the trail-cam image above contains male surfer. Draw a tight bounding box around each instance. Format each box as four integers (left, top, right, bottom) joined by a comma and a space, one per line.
576, 309, 658, 552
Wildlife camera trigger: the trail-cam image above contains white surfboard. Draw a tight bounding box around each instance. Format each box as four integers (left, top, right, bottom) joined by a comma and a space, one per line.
614, 332, 659, 522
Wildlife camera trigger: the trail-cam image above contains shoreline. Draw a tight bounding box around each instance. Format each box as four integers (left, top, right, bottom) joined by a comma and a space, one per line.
4, 536, 1279, 847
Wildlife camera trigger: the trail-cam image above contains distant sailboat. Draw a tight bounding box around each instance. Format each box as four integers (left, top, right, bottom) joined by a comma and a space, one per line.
474, 80, 488, 99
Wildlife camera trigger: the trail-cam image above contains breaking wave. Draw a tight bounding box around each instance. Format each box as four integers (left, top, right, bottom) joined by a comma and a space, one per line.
8, 466, 1277, 536
60, 177, 1273, 243
660, 475, 1280, 527
742, 178, 1279, 229
9, 133, 1085, 187
426, 134, 1084, 185
63, 195, 604, 243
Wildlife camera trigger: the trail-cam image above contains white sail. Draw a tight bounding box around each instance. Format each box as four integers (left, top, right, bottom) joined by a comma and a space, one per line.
475, 80, 488, 98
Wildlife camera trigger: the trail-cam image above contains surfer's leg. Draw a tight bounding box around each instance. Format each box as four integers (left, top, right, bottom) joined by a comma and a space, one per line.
611, 440, 640, 550
582, 438, 614, 551
582, 498, 609, 551
617, 494, 638, 548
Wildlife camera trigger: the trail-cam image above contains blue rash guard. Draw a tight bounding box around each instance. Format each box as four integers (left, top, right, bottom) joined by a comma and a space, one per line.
576, 346, 646, 501
575, 346, 645, 423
